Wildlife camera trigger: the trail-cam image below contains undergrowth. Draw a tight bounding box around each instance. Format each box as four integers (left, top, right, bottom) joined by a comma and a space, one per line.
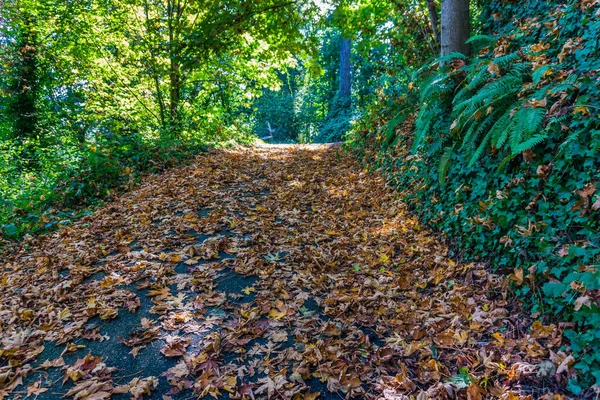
0, 131, 254, 244
348, 0, 600, 395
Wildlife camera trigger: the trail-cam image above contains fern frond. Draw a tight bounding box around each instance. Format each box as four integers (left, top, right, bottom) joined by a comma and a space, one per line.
461, 109, 502, 155
384, 111, 409, 147
453, 74, 522, 117
511, 132, 549, 154
437, 52, 468, 64
466, 35, 495, 45
469, 129, 493, 167
510, 106, 545, 153
548, 73, 579, 93
489, 108, 516, 148
413, 103, 439, 152
493, 52, 521, 69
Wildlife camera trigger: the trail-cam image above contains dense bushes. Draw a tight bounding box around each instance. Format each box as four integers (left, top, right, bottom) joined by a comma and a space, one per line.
349, 0, 600, 393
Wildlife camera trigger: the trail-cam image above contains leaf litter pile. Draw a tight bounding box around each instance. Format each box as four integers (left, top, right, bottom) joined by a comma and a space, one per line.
0, 145, 573, 399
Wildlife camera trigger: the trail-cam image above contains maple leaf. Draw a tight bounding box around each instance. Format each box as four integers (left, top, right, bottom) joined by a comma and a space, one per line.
223, 376, 237, 393
26, 381, 48, 397
527, 97, 547, 108
39, 357, 65, 369
242, 286, 256, 295
255, 375, 287, 398
268, 300, 289, 320
236, 383, 255, 400
128, 377, 158, 399
118, 325, 160, 347
487, 62, 500, 75
160, 336, 192, 357
98, 307, 118, 320
163, 362, 190, 380
467, 383, 485, 400
147, 286, 172, 299
64, 379, 113, 400
64, 353, 104, 383
270, 330, 288, 343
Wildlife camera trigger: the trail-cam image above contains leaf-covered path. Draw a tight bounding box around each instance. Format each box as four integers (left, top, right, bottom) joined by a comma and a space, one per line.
1, 145, 567, 399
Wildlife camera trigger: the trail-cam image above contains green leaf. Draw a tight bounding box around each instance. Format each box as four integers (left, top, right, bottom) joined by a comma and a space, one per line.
567, 379, 582, 395
2, 224, 18, 237
542, 282, 568, 298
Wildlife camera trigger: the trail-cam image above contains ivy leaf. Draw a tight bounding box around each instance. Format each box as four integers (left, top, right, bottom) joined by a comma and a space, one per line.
542, 282, 569, 298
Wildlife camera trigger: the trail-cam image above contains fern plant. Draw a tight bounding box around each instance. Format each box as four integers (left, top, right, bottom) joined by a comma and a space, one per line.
411, 52, 465, 155
449, 56, 552, 168
411, 42, 579, 184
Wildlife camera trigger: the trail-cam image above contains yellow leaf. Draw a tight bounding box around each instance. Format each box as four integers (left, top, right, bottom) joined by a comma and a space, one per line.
378, 253, 390, 264
86, 297, 96, 308
510, 268, 524, 285
492, 332, 504, 345
268, 300, 288, 320
65, 343, 85, 353
573, 106, 590, 116
268, 308, 286, 320
530, 42, 550, 52
303, 391, 321, 400
60, 308, 72, 321
223, 376, 237, 393
242, 286, 256, 295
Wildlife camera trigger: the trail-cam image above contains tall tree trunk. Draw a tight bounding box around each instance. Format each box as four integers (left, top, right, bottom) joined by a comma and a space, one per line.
440, 0, 470, 56
339, 37, 351, 102
143, 0, 166, 128
167, 0, 181, 130
426, 0, 440, 47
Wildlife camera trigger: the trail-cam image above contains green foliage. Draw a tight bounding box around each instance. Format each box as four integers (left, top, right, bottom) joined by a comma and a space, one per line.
413, 41, 594, 182
349, 0, 600, 392
0, 0, 316, 242
318, 95, 353, 143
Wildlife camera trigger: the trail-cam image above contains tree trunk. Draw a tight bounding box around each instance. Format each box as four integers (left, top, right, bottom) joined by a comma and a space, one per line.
167, 0, 181, 130
143, 0, 166, 128
339, 37, 351, 102
169, 60, 180, 122
440, 0, 470, 56
426, 0, 440, 47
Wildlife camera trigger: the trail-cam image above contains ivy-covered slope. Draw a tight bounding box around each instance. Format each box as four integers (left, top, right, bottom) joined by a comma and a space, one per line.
349, 0, 600, 394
